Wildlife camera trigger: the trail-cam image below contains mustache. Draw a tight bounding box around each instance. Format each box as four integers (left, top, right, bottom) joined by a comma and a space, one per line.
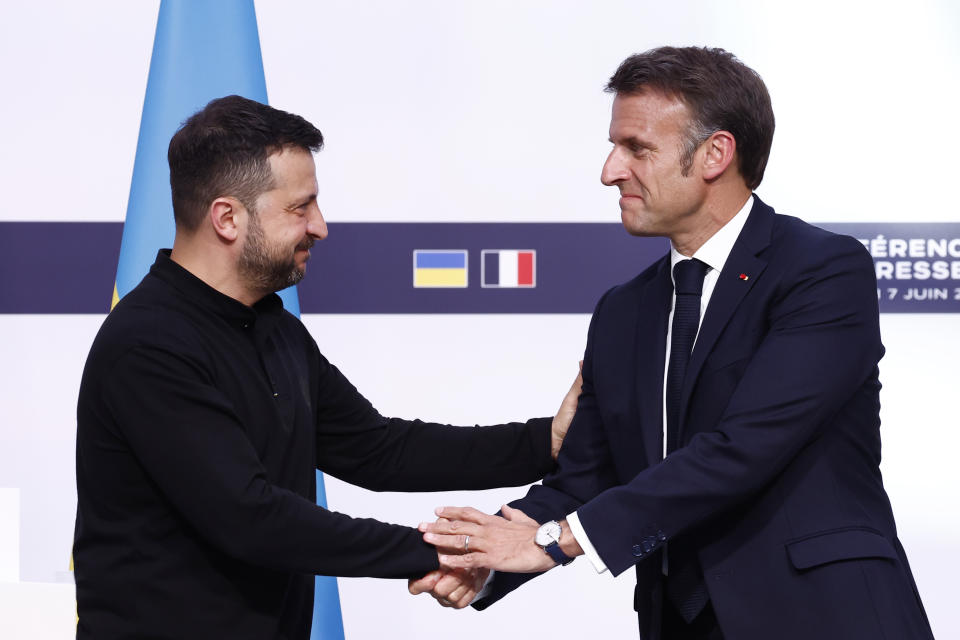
297, 237, 315, 251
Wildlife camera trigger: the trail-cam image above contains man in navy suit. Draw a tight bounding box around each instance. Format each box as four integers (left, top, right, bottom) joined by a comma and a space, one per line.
413, 47, 934, 639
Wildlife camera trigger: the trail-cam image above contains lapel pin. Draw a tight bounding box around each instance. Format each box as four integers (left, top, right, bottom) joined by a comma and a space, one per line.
739, 273, 749, 281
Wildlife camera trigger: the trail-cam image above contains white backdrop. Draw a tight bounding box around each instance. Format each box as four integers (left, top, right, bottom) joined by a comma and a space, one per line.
0, 1, 958, 638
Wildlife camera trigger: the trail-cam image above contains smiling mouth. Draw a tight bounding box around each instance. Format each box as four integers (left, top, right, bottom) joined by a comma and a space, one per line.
619, 194, 643, 207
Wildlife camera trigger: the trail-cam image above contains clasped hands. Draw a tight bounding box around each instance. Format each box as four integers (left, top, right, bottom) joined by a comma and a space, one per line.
408, 363, 584, 608
408, 505, 576, 609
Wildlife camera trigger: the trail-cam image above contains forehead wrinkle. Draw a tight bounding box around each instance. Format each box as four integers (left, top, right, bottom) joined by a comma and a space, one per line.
611, 94, 692, 159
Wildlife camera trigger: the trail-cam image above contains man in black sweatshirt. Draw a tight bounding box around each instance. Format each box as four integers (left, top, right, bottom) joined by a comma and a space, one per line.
73, 95, 578, 640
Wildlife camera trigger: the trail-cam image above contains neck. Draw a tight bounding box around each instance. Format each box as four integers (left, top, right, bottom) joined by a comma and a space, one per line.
671, 186, 751, 257
170, 230, 260, 306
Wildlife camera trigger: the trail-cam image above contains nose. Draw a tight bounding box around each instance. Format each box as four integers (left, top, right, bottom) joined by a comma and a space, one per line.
306, 204, 328, 240
601, 148, 628, 186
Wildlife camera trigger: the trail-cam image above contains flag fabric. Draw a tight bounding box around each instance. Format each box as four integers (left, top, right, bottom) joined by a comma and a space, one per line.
110, 2, 343, 637
481, 249, 536, 287
413, 250, 469, 287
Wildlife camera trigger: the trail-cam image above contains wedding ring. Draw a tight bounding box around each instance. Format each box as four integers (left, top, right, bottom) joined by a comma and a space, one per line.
464, 535, 470, 553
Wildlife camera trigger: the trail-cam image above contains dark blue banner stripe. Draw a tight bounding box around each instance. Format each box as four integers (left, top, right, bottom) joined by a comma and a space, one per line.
1, 221, 958, 313
0, 222, 122, 313
299, 223, 666, 313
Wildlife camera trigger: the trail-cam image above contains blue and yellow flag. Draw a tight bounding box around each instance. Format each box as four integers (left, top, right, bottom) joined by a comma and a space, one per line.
112, 2, 343, 637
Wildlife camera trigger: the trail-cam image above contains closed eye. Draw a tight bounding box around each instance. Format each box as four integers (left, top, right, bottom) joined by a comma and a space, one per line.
290, 195, 318, 214
610, 137, 654, 156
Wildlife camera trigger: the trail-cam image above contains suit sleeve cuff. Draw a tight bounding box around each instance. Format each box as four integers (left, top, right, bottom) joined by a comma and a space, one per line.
567, 511, 608, 574
470, 570, 497, 604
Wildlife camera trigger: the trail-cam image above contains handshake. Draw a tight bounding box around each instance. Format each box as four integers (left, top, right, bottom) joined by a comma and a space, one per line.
407, 362, 585, 609
409, 504, 584, 608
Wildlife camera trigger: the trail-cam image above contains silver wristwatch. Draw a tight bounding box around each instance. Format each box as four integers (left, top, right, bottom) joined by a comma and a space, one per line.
535, 520, 574, 566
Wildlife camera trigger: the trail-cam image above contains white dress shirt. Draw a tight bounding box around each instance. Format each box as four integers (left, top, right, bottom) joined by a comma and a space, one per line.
567, 195, 753, 574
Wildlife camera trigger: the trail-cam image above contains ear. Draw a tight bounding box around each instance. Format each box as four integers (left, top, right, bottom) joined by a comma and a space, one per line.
700, 130, 737, 181
208, 197, 243, 243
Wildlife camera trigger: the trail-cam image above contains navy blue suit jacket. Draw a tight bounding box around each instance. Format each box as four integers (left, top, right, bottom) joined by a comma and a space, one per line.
477, 197, 933, 639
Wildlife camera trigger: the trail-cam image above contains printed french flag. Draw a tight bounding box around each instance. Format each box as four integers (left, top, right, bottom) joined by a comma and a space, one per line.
481, 249, 536, 288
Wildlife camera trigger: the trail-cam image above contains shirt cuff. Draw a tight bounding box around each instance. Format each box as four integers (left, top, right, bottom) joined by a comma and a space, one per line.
470, 570, 496, 604
567, 511, 608, 574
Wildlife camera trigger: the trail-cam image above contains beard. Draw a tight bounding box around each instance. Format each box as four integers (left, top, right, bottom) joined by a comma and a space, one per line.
237, 213, 312, 295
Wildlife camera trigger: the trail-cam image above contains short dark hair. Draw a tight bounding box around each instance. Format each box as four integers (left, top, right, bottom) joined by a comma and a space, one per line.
606, 46, 774, 190
168, 95, 324, 230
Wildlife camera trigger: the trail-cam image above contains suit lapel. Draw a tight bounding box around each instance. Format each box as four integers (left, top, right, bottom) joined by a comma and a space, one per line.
678, 197, 775, 434
634, 257, 673, 469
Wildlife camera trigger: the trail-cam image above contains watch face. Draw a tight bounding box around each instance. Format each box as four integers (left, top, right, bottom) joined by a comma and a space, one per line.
535, 521, 562, 547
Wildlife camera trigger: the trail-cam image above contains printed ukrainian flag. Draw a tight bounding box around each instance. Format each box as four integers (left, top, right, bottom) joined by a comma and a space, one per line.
413, 250, 469, 287
101, 1, 344, 638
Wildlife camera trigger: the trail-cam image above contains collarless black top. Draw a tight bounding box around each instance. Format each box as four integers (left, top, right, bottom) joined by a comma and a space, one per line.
75, 250, 553, 639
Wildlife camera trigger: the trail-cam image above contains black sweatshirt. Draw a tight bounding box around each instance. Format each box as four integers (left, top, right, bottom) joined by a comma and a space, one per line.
74, 250, 553, 639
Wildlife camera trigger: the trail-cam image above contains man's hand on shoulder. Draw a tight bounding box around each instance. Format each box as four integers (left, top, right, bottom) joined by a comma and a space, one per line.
551, 361, 583, 460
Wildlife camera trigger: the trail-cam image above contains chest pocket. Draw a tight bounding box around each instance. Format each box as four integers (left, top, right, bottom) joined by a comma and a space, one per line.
259, 341, 306, 434
702, 340, 755, 373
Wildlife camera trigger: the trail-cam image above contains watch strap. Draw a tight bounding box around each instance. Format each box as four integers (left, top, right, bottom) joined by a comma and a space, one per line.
545, 541, 574, 566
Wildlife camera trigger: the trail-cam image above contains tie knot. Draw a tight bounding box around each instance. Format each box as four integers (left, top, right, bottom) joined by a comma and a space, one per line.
673, 259, 709, 295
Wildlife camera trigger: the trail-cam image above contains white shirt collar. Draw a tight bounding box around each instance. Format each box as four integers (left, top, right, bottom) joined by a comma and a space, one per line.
670, 195, 754, 277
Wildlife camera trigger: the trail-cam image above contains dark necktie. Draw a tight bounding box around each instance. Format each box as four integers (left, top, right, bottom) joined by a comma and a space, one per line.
664, 257, 710, 624
666, 258, 709, 453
